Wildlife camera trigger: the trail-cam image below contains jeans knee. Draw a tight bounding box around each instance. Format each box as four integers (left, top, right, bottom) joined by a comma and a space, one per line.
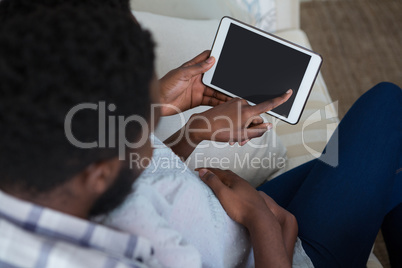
365, 82, 402, 102
358, 82, 402, 109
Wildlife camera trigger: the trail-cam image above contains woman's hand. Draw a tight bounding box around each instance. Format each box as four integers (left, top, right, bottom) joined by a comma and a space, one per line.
187, 90, 292, 145
159, 50, 231, 116
197, 168, 273, 226
164, 89, 292, 160
197, 168, 292, 268
258, 191, 298, 260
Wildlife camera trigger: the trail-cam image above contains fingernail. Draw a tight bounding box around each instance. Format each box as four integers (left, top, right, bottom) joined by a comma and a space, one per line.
198, 169, 207, 177
286, 89, 292, 94
206, 57, 214, 64
267, 124, 273, 131
240, 140, 249, 146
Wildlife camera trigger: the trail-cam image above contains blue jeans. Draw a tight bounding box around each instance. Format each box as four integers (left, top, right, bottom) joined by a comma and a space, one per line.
258, 82, 402, 267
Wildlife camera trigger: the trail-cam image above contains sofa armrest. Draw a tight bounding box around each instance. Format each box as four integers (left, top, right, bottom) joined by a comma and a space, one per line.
276, 0, 300, 31
130, 0, 230, 20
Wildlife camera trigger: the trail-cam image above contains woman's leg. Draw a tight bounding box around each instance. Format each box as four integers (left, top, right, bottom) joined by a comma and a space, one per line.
382, 203, 402, 267
260, 82, 402, 267
257, 159, 317, 208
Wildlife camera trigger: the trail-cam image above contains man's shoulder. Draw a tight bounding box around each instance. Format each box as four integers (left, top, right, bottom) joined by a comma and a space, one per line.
0, 218, 148, 268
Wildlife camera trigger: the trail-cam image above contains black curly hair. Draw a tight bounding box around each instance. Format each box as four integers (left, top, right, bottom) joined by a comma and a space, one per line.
0, 1, 155, 194
0, 0, 131, 23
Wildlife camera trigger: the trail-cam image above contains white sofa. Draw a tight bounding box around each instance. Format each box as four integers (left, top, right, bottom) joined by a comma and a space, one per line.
130, 0, 383, 267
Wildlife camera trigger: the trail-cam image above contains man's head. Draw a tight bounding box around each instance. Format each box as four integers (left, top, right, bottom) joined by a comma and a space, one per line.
0, 0, 131, 23
0, 0, 156, 218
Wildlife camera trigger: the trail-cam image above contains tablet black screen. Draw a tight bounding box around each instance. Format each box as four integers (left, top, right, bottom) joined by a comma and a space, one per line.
211, 23, 311, 117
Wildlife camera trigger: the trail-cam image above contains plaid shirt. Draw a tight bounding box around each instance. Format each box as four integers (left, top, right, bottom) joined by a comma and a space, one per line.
0, 190, 162, 268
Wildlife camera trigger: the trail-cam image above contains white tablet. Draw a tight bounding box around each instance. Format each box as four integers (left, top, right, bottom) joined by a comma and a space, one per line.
202, 17, 322, 125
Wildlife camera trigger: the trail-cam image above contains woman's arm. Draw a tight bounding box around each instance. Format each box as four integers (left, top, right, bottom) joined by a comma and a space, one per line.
163, 98, 269, 160
164, 91, 292, 160
197, 168, 295, 268
247, 212, 292, 268
259, 191, 298, 260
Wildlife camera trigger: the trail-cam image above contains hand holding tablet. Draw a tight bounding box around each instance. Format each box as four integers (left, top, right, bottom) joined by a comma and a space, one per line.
203, 17, 322, 124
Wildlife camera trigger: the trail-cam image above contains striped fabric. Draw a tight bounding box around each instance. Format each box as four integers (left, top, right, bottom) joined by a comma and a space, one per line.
0, 190, 159, 268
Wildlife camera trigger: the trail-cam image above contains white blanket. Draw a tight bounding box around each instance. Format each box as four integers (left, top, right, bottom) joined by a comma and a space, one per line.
103, 135, 313, 268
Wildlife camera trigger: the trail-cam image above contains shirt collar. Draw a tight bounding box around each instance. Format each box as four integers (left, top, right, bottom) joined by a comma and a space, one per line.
0, 190, 154, 262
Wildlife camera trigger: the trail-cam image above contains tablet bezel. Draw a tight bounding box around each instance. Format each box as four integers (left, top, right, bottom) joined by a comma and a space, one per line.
202, 17, 322, 125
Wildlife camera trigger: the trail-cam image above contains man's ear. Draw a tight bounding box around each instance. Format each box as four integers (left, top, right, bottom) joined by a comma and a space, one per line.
78, 158, 121, 197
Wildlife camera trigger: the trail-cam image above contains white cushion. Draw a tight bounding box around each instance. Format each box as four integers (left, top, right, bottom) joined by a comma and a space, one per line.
131, 0, 239, 21
133, 11, 220, 78
276, 0, 300, 31
131, 0, 276, 32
